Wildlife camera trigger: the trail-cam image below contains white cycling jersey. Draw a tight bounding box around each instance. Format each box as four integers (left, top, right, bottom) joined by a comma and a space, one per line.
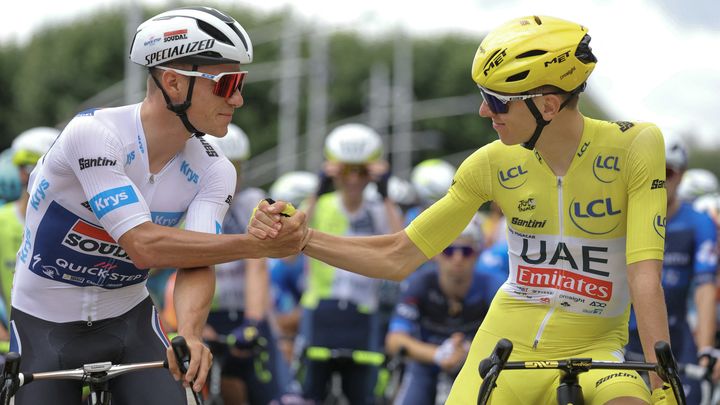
12, 103, 236, 323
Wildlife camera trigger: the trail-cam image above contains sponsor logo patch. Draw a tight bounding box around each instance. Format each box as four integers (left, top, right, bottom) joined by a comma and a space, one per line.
89, 185, 139, 219
498, 165, 528, 189
78, 157, 117, 170
517, 265, 613, 301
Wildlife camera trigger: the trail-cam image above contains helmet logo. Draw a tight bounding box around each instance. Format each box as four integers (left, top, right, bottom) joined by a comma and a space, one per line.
145, 38, 215, 65
144, 36, 161, 47
544, 51, 570, 67
164, 29, 188, 42
483, 49, 507, 76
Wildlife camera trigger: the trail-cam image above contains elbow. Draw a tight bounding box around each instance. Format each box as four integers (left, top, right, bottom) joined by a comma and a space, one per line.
120, 224, 163, 269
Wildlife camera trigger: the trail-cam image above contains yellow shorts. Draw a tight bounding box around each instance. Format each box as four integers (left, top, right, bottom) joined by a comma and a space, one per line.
446, 329, 651, 404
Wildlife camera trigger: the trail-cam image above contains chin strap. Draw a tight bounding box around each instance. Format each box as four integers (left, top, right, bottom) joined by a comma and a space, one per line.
521, 83, 587, 150
150, 65, 205, 138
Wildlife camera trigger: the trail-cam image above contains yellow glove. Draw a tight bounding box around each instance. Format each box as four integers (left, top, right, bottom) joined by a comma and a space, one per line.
650, 383, 680, 405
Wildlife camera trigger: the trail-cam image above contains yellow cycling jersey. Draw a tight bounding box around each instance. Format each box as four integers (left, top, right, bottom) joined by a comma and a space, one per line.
406, 116, 666, 353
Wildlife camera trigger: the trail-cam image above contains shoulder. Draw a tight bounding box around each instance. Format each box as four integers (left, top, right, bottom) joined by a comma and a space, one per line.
587, 117, 663, 148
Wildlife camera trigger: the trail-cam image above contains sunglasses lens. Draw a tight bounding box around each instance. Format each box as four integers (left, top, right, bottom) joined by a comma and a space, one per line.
214, 72, 246, 98
442, 246, 475, 258
480, 89, 509, 114
342, 165, 369, 176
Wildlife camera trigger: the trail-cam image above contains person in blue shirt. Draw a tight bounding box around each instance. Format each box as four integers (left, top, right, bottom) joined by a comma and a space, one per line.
385, 216, 495, 405
626, 134, 717, 405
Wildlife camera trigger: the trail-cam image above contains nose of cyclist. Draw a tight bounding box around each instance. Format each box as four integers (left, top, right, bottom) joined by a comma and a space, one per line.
479, 100, 494, 118
227, 89, 244, 108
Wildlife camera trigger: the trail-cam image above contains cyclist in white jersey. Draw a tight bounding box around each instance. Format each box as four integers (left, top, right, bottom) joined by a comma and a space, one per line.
9, 7, 306, 405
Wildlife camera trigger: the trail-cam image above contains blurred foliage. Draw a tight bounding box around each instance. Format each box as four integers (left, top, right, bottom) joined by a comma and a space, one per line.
0, 2, 678, 179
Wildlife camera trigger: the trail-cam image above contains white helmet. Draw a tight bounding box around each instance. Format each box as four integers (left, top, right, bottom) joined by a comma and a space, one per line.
411, 159, 456, 204
130, 6, 253, 67
678, 168, 719, 201
324, 124, 383, 164
693, 192, 720, 221
664, 134, 688, 170
12, 126, 60, 166
458, 214, 485, 249
269, 171, 319, 207
363, 176, 418, 206
204, 123, 250, 161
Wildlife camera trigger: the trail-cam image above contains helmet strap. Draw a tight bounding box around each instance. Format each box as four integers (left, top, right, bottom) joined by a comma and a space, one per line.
521, 84, 585, 150
521, 99, 551, 150
149, 65, 205, 138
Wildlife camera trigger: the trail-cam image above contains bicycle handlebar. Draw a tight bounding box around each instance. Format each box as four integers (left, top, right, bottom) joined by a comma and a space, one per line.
477, 338, 513, 405
0, 335, 201, 405
476, 339, 686, 405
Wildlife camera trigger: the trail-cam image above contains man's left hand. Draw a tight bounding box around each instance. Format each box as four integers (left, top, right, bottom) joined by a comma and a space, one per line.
166, 334, 213, 392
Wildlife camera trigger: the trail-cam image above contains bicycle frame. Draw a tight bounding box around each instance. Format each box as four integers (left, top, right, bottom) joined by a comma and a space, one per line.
476, 339, 686, 405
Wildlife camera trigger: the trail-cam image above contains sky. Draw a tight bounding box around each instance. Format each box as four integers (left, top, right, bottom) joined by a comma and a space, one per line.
2, 0, 720, 146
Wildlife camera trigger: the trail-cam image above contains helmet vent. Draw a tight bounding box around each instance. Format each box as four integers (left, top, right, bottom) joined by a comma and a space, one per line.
197, 20, 232, 45
575, 34, 598, 64
506, 71, 529, 82
534, 16, 543, 25
516, 50, 547, 59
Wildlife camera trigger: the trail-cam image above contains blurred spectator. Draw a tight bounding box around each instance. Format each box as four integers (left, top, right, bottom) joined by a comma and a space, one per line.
678, 168, 719, 202
385, 217, 494, 405
297, 123, 404, 404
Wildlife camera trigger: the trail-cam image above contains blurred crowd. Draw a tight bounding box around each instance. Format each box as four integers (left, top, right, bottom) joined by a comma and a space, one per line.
1, 123, 719, 404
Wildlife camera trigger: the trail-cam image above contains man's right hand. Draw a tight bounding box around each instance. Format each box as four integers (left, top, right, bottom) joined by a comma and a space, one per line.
248, 199, 310, 257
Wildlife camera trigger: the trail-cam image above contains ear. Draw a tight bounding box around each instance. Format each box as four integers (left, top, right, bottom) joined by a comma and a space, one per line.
538, 94, 564, 120
161, 70, 186, 99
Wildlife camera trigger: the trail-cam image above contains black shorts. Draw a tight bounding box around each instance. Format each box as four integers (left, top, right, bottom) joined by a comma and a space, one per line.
9, 297, 187, 405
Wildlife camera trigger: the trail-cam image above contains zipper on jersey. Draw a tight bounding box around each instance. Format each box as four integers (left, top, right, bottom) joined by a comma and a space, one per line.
533, 176, 564, 349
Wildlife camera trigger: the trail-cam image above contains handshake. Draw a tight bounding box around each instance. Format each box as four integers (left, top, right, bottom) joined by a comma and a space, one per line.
247, 198, 312, 258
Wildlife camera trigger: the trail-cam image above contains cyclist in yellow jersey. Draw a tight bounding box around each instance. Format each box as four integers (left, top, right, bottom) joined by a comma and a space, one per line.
251, 16, 676, 404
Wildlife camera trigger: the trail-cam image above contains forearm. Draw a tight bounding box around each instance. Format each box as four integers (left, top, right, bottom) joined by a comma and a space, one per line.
384, 199, 405, 233
386, 332, 438, 364
303, 230, 426, 281
628, 260, 670, 389
121, 221, 298, 269
244, 258, 269, 320
694, 283, 717, 350
174, 266, 215, 338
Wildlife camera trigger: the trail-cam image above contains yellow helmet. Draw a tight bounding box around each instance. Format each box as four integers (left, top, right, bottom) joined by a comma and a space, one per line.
472, 16, 597, 93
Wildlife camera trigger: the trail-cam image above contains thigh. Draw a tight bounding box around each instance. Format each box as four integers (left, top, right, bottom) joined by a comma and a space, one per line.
9, 310, 83, 405
109, 299, 187, 405
447, 328, 557, 404
340, 364, 375, 405
578, 348, 650, 405
302, 359, 333, 401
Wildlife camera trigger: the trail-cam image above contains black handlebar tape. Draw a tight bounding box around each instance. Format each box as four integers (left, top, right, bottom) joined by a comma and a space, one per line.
654, 341, 675, 380
479, 339, 512, 379
171, 336, 191, 374
3, 353, 20, 378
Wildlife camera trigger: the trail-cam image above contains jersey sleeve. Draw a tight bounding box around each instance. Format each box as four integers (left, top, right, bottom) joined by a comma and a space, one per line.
405, 147, 492, 258
183, 158, 236, 234
693, 211, 718, 286
62, 117, 150, 241
625, 124, 667, 264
